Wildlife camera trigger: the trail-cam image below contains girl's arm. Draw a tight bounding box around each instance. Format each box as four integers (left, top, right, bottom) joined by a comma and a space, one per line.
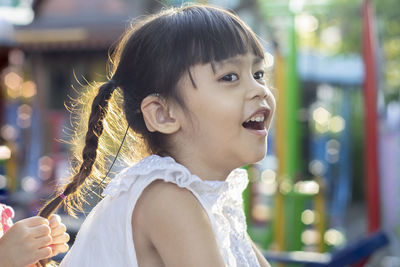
133, 180, 226, 267
247, 233, 271, 267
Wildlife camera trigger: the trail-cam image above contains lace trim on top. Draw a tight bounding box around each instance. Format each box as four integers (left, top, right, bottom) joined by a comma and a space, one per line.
103, 155, 248, 203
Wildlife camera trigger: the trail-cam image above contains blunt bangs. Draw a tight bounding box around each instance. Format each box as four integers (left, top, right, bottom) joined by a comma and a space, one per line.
171, 6, 265, 67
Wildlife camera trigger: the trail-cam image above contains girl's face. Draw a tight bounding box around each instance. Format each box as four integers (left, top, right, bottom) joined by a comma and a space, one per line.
171, 52, 276, 179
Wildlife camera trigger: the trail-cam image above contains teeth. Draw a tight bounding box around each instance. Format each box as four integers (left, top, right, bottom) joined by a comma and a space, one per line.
246, 114, 265, 123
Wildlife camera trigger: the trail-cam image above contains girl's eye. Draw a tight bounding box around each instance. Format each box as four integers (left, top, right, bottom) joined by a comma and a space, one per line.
220, 73, 239, 82
254, 71, 264, 80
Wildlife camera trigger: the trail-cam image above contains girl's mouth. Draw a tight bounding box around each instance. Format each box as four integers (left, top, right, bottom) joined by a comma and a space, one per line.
242, 108, 270, 130
242, 120, 265, 130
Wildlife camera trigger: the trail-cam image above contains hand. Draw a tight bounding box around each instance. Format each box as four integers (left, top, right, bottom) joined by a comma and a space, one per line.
48, 214, 70, 257
0, 216, 53, 267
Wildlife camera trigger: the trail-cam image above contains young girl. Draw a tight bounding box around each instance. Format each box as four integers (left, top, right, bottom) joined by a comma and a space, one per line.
39, 4, 275, 266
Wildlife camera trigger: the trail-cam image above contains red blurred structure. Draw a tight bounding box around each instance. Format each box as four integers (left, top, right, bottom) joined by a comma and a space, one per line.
362, 0, 380, 233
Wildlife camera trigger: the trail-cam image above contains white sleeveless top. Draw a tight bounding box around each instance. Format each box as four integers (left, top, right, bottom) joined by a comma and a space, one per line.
60, 155, 260, 267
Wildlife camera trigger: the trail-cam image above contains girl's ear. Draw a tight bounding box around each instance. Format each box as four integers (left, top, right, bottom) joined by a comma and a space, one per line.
141, 95, 180, 134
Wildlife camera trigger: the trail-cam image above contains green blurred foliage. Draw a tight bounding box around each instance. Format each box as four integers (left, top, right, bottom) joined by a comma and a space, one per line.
375, 0, 400, 101
322, 0, 362, 54
258, 0, 399, 102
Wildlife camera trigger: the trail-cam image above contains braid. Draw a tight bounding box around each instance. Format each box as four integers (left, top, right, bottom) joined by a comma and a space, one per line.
38, 80, 116, 219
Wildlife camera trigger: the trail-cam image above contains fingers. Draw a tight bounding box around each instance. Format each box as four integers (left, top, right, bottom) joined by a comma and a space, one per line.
52, 231, 70, 245
11, 217, 51, 241
27, 214, 70, 259
31, 224, 52, 238
36, 246, 53, 260
49, 214, 61, 228
50, 220, 67, 237
49, 214, 69, 245
51, 243, 69, 256
30, 223, 53, 248
48, 214, 70, 257
49, 214, 69, 240
14, 242, 52, 266
34, 234, 53, 247
17, 216, 49, 228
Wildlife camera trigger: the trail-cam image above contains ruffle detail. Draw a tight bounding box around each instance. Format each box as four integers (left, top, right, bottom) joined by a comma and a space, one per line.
226, 168, 249, 202
102, 155, 246, 199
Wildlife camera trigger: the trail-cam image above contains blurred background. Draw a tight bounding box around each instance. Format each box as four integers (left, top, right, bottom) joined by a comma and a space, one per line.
0, 0, 399, 266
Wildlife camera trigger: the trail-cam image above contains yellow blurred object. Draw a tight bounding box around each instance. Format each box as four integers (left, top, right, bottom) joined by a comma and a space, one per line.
21, 81, 37, 98
294, 180, 320, 195
301, 209, 316, 225
324, 228, 345, 246
274, 47, 286, 252
330, 115, 345, 133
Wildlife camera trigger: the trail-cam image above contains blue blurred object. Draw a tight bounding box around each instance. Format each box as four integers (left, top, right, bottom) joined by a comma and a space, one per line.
298, 52, 363, 86
264, 230, 389, 266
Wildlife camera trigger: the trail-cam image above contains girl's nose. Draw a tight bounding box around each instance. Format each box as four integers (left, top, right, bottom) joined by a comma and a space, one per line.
247, 79, 269, 100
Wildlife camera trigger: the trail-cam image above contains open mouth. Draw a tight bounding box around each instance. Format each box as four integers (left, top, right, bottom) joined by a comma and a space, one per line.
242, 119, 265, 130
242, 110, 270, 130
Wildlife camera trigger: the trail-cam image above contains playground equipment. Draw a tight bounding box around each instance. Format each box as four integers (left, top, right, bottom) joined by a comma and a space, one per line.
244, 0, 391, 265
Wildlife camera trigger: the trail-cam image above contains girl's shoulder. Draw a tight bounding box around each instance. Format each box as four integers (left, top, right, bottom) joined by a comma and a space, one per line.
133, 178, 208, 226
132, 179, 227, 266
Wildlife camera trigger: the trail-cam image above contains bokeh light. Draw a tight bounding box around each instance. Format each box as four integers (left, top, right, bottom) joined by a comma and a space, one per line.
301, 209, 316, 225
38, 156, 54, 181
17, 104, 33, 128
4, 71, 22, 89
324, 228, 345, 246
313, 106, 331, 126
21, 176, 39, 192
0, 145, 11, 160
279, 179, 293, 195
296, 13, 318, 33
294, 180, 319, 195
1, 124, 18, 141
309, 159, 326, 176
301, 229, 320, 246
259, 169, 278, 195
8, 49, 25, 67
251, 203, 271, 222
308, 159, 326, 176
21, 81, 37, 98
320, 26, 342, 52
317, 84, 335, 101
330, 115, 345, 133
325, 139, 340, 163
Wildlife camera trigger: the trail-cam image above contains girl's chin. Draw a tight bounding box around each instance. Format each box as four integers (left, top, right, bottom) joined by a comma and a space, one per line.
256, 149, 268, 162
245, 150, 268, 166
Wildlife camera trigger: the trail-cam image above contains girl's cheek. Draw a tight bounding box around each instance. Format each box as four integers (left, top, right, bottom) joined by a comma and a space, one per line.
269, 93, 277, 110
